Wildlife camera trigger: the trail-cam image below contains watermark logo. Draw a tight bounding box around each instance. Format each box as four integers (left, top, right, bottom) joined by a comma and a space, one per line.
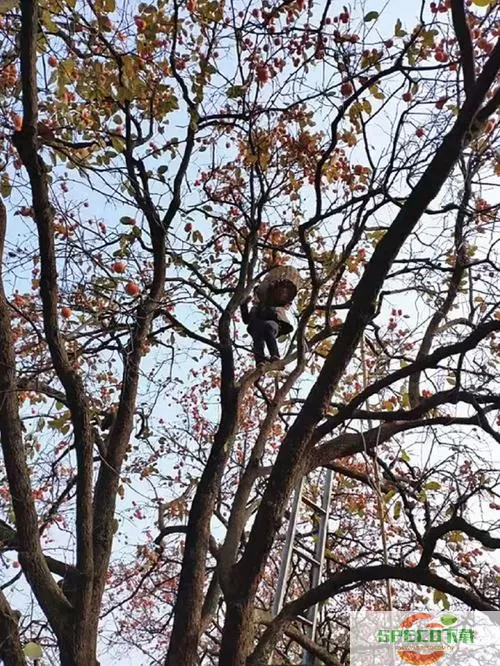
376, 612, 473, 665
350, 610, 500, 666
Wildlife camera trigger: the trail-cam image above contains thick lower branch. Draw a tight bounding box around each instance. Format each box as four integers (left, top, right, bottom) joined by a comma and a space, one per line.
419, 516, 500, 568
248, 564, 498, 664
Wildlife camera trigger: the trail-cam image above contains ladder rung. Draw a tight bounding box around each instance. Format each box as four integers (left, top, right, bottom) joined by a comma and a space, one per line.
293, 546, 321, 567
302, 496, 327, 515
296, 613, 313, 626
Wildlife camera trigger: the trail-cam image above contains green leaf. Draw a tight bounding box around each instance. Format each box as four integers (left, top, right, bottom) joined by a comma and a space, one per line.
441, 614, 458, 626
40, 9, 58, 31
227, 85, 245, 99
59, 59, 75, 82
424, 481, 441, 491
110, 135, 125, 152
369, 84, 385, 100
401, 450, 410, 463
395, 18, 407, 37
393, 501, 402, 520
421, 29, 438, 47
0, 172, 12, 197
157, 165, 168, 175
364, 11, 379, 21
433, 589, 450, 610
24, 642, 43, 660
48, 413, 70, 432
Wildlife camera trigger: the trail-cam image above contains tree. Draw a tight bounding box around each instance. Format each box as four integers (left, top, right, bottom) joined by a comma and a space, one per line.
0, 0, 499, 664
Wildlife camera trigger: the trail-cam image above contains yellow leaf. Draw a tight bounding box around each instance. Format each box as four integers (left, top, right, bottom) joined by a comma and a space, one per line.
448, 531, 464, 543
110, 135, 125, 152
421, 29, 438, 48
395, 18, 407, 37
0, 0, 18, 11
59, 59, 75, 81
369, 84, 385, 100
393, 501, 401, 519
24, 643, 43, 659
122, 55, 136, 81
341, 131, 357, 146
117, 86, 133, 101
0, 172, 12, 197
40, 9, 58, 31
471, 0, 494, 6
362, 99, 372, 114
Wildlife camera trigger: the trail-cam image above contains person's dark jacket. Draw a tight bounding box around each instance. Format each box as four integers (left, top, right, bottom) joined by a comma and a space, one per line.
241, 300, 293, 336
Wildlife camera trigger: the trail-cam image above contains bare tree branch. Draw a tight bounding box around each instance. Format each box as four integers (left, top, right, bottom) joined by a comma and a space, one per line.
314, 321, 500, 443
419, 516, 500, 568
451, 0, 476, 96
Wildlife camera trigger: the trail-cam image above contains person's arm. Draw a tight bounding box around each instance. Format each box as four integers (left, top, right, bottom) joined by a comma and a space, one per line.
264, 306, 279, 322
240, 299, 251, 324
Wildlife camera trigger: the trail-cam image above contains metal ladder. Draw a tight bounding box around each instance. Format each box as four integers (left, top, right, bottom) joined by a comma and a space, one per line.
271, 468, 334, 664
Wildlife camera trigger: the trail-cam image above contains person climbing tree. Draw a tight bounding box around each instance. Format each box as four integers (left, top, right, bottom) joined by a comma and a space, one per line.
241, 267, 301, 365
241, 287, 292, 364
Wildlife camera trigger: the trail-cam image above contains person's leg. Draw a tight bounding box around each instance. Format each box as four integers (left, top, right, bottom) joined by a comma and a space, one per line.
262, 321, 280, 359
249, 322, 266, 364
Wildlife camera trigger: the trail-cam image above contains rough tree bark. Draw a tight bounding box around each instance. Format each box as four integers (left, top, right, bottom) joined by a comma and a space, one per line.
0, 584, 26, 666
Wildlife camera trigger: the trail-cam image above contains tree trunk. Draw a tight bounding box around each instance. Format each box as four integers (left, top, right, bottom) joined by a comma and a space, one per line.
219, 598, 255, 666
166, 391, 240, 665
0, 591, 25, 666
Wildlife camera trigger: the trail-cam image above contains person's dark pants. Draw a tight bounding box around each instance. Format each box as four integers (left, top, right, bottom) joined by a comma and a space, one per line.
249, 320, 279, 363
